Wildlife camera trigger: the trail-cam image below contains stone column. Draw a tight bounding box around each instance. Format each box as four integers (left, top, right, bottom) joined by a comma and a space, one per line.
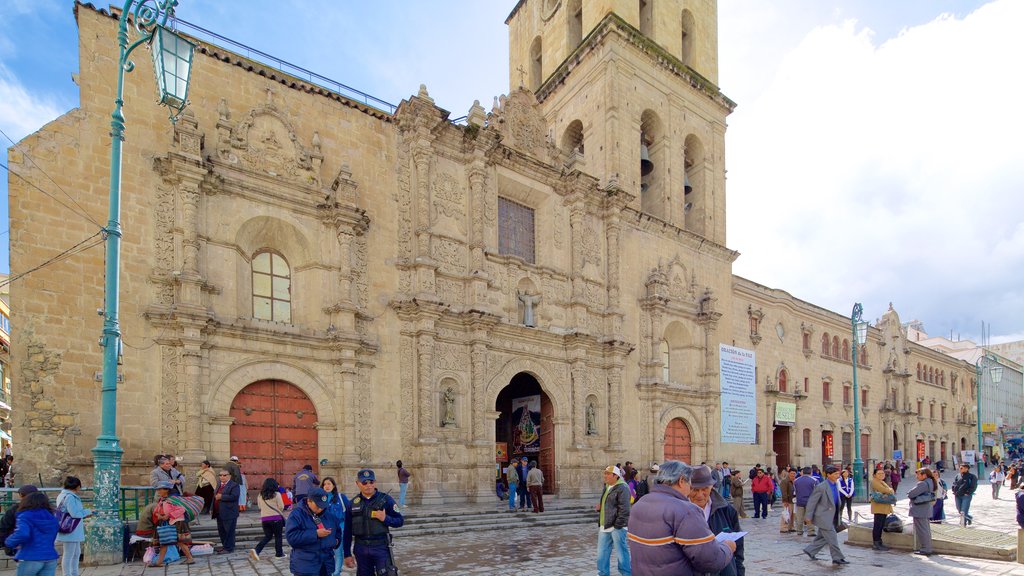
417, 332, 436, 443
570, 362, 586, 448
608, 366, 623, 450
470, 342, 488, 443
180, 337, 205, 461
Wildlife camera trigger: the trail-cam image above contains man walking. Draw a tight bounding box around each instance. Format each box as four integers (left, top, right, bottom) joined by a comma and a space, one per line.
212, 469, 240, 553
293, 464, 320, 501
990, 466, 1006, 500
802, 465, 849, 566
780, 468, 796, 533
952, 463, 978, 525
794, 467, 818, 537
596, 465, 631, 576
346, 469, 404, 576
527, 460, 545, 513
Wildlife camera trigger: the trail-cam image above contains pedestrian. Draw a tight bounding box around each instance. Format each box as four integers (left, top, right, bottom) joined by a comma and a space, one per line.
0, 485, 38, 557
989, 466, 1006, 500
293, 465, 320, 501
0, 455, 9, 488
320, 477, 353, 576
1009, 465, 1019, 490
907, 467, 936, 556
930, 469, 948, 523
635, 463, 657, 501
711, 463, 724, 495
142, 481, 197, 567
250, 478, 287, 562
285, 487, 339, 576
56, 476, 92, 576
687, 465, 745, 576
3, 455, 13, 487
396, 460, 411, 510
149, 456, 185, 496
212, 469, 240, 553
900, 460, 908, 479
801, 465, 849, 566
225, 456, 242, 485
626, 461, 736, 575
517, 456, 531, 510
810, 465, 822, 482
868, 468, 895, 551
595, 465, 631, 576
527, 460, 545, 513
837, 469, 854, 522
5, 491, 60, 575
793, 467, 818, 537
951, 463, 978, 526
721, 462, 732, 499
195, 460, 217, 515
1016, 485, 1024, 529
505, 460, 520, 511
750, 468, 772, 519
889, 466, 900, 493
346, 469, 403, 576
729, 470, 747, 518
779, 468, 796, 533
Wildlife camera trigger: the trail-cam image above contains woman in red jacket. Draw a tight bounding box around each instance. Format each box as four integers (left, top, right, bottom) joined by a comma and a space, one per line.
751, 468, 774, 519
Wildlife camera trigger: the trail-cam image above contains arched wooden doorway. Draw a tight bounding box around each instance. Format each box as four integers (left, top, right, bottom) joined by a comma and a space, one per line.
230, 380, 319, 495
664, 418, 692, 463
496, 373, 555, 494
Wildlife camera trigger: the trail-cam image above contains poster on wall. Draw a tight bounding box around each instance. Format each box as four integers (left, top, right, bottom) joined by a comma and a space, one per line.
961, 450, 976, 465
495, 442, 508, 463
720, 344, 756, 444
511, 395, 541, 453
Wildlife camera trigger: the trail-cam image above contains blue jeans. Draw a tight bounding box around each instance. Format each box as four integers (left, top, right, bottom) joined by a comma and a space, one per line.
597, 527, 631, 576
61, 541, 82, 576
518, 483, 531, 508
722, 482, 731, 499
16, 560, 57, 576
955, 494, 973, 521
399, 482, 408, 507
508, 484, 518, 509
333, 543, 345, 576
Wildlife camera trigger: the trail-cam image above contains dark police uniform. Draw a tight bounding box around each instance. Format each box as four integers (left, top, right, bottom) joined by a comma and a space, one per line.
346, 469, 404, 576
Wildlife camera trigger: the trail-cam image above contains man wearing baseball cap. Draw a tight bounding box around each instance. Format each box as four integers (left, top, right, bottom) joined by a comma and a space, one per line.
284, 487, 339, 575
596, 465, 631, 576
346, 469, 403, 575
802, 465, 849, 565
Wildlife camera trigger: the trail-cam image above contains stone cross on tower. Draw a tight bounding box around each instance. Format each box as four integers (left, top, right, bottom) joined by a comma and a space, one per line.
516, 65, 527, 88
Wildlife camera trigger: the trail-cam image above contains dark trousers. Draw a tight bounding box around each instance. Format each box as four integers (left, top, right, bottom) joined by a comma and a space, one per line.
872, 513, 887, 543
839, 496, 853, 520
518, 483, 531, 509
254, 519, 284, 557
529, 485, 544, 513
354, 543, 391, 576
752, 492, 769, 518
196, 485, 215, 514
216, 516, 237, 552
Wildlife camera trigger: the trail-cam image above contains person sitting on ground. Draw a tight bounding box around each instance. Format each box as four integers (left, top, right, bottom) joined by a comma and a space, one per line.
141, 481, 196, 567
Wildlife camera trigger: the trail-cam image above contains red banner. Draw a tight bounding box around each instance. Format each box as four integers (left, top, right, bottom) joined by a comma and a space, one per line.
824, 433, 834, 458
917, 440, 926, 461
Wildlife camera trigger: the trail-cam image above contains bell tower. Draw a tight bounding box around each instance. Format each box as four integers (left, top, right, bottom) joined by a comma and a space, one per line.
506, 0, 734, 245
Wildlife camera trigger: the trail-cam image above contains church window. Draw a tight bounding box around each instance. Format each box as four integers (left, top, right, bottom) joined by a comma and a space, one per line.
562, 120, 584, 156
683, 134, 706, 236
680, 9, 695, 67
498, 197, 536, 263
529, 36, 543, 92
252, 250, 291, 323
639, 0, 653, 37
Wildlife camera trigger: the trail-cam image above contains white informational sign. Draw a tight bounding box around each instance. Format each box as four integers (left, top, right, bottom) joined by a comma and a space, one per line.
720, 344, 757, 444
961, 450, 976, 465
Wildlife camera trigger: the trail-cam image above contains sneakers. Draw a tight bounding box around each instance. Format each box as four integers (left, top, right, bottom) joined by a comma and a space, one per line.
249, 549, 259, 562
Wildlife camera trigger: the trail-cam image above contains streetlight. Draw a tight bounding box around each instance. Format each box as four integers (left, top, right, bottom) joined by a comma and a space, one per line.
851, 303, 868, 502
975, 353, 1004, 479
88, 0, 194, 565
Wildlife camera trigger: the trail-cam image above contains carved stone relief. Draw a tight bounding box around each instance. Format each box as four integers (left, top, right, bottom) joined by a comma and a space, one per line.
431, 171, 467, 236
221, 103, 322, 188
161, 345, 181, 452
432, 238, 467, 276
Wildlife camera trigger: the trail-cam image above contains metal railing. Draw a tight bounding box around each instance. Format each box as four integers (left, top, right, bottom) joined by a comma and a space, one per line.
0, 486, 157, 521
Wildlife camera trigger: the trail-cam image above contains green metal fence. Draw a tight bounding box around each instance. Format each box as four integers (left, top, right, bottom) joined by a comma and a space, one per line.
0, 486, 157, 521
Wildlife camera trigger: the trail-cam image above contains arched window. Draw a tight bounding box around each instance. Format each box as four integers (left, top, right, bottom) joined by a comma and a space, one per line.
860, 346, 867, 365
821, 333, 830, 355
928, 367, 934, 383
567, 0, 583, 49
660, 340, 670, 384
842, 339, 850, 361
529, 36, 543, 92
917, 363, 922, 380
683, 134, 706, 235
778, 369, 788, 393
562, 120, 584, 156
832, 336, 840, 358
639, 0, 653, 37
252, 250, 291, 323
802, 428, 811, 448
680, 9, 695, 67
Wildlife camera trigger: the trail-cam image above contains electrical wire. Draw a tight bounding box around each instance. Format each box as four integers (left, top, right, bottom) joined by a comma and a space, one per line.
0, 231, 104, 290
0, 163, 105, 231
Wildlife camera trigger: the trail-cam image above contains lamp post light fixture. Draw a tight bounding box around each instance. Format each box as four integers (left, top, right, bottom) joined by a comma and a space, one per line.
851, 303, 868, 502
975, 353, 1004, 479
88, 0, 194, 565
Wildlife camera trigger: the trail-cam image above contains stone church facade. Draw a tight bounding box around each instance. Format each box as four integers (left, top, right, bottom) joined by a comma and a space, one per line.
8, 1, 979, 501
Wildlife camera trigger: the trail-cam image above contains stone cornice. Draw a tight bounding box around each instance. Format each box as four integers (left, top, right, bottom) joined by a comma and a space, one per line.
623, 207, 739, 263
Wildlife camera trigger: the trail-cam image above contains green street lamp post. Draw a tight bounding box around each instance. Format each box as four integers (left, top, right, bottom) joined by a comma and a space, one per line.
851, 303, 868, 503
974, 353, 1004, 479
88, 0, 194, 565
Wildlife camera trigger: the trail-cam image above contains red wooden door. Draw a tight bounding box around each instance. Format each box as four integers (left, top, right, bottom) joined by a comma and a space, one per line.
230, 380, 319, 493
539, 393, 555, 494
664, 418, 692, 463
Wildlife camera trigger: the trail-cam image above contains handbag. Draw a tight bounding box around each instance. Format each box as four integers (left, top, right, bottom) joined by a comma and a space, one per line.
156, 521, 178, 545
870, 491, 897, 505
55, 509, 82, 534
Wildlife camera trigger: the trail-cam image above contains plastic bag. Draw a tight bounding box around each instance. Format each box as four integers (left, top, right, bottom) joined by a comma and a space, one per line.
780, 507, 792, 523
190, 543, 214, 556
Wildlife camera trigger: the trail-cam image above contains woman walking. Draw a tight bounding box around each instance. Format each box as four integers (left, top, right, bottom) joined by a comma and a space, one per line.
930, 471, 948, 524
195, 460, 217, 515
908, 467, 937, 556
56, 477, 92, 576
250, 478, 287, 561
6, 491, 60, 576
838, 469, 855, 522
869, 468, 895, 551
990, 466, 1006, 500
319, 477, 352, 576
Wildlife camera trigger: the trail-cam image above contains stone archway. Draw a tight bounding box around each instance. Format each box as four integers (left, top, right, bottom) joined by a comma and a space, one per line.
495, 372, 556, 495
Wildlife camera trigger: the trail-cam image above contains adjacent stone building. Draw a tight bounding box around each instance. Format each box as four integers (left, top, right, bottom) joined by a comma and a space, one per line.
7, 0, 980, 501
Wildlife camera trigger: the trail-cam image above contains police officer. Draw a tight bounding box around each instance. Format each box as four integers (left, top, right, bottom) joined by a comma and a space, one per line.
345, 468, 404, 575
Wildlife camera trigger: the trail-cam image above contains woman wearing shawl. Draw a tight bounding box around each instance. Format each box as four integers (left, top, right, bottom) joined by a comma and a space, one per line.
141, 482, 196, 566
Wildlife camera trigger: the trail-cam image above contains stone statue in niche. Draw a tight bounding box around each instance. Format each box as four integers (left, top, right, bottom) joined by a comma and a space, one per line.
518, 291, 542, 327
441, 387, 456, 427
586, 403, 597, 436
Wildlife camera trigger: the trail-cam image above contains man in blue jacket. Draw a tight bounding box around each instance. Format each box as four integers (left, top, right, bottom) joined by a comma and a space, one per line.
285, 487, 339, 576
793, 467, 819, 537
212, 469, 240, 553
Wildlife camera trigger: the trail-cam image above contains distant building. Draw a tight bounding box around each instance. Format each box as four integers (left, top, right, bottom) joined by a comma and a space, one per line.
0, 274, 11, 454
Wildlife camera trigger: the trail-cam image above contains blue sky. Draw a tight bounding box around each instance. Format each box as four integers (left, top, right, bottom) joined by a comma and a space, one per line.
2, 1, 1022, 343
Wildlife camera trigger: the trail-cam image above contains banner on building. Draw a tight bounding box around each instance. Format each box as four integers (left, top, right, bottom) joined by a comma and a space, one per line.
982, 422, 997, 433
774, 402, 796, 426
824, 433, 834, 458
495, 442, 508, 463
511, 395, 541, 453
720, 344, 756, 444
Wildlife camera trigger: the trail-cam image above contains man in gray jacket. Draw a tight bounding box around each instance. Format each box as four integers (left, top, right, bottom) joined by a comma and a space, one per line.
802, 465, 849, 565
596, 465, 632, 576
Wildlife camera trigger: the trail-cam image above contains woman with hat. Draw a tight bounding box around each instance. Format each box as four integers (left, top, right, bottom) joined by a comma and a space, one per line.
140, 481, 196, 566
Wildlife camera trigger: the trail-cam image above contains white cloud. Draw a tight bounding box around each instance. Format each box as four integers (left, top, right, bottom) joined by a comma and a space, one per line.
0, 63, 66, 141
725, 0, 1024, 341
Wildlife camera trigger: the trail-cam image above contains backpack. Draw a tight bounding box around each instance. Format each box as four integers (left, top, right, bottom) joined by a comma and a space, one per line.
634, 478, 650, 500
883, 514, 903, 533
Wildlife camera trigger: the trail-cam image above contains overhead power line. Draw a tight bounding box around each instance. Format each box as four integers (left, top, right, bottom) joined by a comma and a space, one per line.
0, 231, 104, 291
